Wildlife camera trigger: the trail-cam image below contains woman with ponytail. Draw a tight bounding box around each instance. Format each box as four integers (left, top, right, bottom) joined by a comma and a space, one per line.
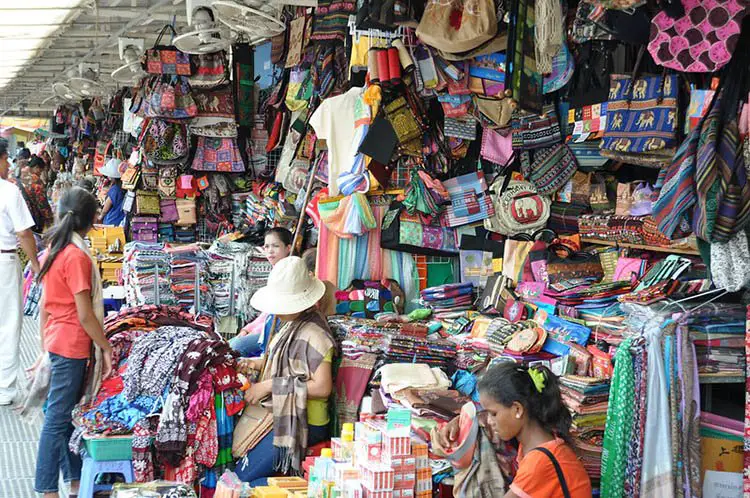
34, 187, 113, 498
437, 363, 591, 498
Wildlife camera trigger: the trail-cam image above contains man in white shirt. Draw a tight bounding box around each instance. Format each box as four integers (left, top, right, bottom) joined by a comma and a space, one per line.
0, 139, 40, 405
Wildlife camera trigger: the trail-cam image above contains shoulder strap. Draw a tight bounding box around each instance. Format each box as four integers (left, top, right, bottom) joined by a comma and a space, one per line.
532, 447, 572, 498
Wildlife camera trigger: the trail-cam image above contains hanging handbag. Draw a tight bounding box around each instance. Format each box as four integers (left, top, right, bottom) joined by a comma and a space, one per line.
194, 86, 235, 119
511, 106, 562, 151
441, 172, 496, 228
485, 176, 551, 235
525, 143, 578, 195
505, 0, 543, 114
158, 166, 178, 197
146, 76, 198, 120
141, 164, 159, 191
415, 0, 497, 58
381, 201, 459, 256
93, 141, 112, 177
140, 119, 188, 165
648, 0, 747, 73
176, 198, 197, 226
481, 127, 514, 165
190, 51, 230, 89
143, 25, 193, 76
159, 198, 179, 223
121, 164, 141, 190
192, 136, 246, 172
135, 191, 161, 216
601, 49, 679, 161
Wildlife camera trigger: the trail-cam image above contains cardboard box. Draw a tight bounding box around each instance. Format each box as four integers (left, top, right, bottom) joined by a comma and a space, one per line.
383, 434, 411, 458
393, 471, 416, 490
359, 464, 394, 491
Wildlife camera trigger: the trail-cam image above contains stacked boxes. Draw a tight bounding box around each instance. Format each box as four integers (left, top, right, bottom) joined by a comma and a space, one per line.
308, 411, 433, 498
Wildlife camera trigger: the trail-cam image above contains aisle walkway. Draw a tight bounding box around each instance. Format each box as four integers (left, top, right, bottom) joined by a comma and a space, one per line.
0, 316, 61, 498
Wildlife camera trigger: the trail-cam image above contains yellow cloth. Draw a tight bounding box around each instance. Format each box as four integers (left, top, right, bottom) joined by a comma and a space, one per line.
307, 348, 334, 426
349, 36, 387, 75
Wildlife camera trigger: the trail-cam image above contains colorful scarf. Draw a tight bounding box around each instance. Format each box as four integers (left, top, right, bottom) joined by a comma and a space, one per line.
623, 341, 648, 497
601, 336, 635, 498
263, 311, 336, 474
641, 322, 674, 496
333, 353, 378, 434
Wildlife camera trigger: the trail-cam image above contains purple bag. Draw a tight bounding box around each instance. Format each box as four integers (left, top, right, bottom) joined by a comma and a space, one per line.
159, 199, 179, 223
131, 216, 158, 243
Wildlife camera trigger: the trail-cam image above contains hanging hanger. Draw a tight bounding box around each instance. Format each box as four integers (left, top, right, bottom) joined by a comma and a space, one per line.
657, 286, 726, 312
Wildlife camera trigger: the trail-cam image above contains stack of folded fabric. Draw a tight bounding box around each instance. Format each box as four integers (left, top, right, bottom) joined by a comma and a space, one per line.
690, 304, 746, 377
384, 334, 457, 369
453, 338, 490, 372
122, 242, 176, 307
547, 202, 587, 235
167, 245, 209, 312
420, 283, 475, 318
559, 375, 610, 482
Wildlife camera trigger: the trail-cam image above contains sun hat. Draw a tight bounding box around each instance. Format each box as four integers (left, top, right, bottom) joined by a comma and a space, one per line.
250, 256, 326, 315
99, 157, 122, 179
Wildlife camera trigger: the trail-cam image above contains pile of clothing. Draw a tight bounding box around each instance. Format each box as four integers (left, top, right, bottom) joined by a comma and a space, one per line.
559, 375, 610, 482
384, 334, 457, 368
71, 319, 242, 485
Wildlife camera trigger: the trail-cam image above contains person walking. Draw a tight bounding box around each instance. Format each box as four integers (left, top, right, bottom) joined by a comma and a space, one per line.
0, 138, 40, 405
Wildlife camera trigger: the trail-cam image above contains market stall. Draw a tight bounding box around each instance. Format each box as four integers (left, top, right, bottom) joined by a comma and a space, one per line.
10, 0, 750, 496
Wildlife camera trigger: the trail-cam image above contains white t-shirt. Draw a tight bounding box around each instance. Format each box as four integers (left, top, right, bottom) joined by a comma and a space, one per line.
309, 86, 366, 196
0, 179, 35, 250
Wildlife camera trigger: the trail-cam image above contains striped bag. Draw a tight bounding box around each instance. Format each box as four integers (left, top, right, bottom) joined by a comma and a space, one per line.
511, 105, 562, 151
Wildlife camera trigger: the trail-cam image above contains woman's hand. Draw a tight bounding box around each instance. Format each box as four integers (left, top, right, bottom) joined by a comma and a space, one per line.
101, 348, 113, 379
435, 416, 460, 449
244, 380, 272, 405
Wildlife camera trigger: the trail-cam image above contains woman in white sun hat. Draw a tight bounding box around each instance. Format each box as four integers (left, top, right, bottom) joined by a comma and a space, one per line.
236, 256, 336, 486
97, 159, 126, 227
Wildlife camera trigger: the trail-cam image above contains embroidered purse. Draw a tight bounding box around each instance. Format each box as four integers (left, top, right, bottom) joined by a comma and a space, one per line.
131, 216, 159, 243
143, 25, 193, 76
158, 166, 178, 197
601, 49, 679, 160
512, 106, 562, 151
191, 136, 245, 172
140, 119, 188, 165
159, 198, 179, 223
381, 201, 459, 257
93, 141, 112, 177
135, 191, 160, 216
190, 51, 230, 89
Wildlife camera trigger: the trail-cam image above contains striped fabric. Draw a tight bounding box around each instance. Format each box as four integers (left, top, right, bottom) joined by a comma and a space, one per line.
441, 172, 495, 227
693, 99, 722, 241
712, 120, 750, 242
310, 0, 356, 42
653, 119, 700, 238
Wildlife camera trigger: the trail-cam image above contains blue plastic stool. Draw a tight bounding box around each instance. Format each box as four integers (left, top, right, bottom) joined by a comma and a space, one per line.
78, 457, 135, 498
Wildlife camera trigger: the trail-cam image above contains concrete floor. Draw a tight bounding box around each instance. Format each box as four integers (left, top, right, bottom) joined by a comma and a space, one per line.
0, 317, 67, 498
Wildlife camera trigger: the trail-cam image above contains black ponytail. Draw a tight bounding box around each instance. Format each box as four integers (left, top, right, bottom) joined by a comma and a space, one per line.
478, 362, 572, 444
37, 186, 98, 281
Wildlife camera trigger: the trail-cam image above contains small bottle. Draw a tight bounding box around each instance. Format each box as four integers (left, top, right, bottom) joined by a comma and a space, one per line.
340, 423, 355, 463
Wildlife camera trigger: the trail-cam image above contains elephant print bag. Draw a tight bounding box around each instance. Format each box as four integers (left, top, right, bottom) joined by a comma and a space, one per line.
601, 49, 678, 156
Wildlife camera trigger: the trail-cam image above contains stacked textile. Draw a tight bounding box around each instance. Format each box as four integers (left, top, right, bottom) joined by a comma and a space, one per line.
167, 245, 210, 312
690, 303, 746, 377
547, 202, 586, 235
420, 283, 475, 317
453, 339, 490, 372
559, 375, 610, 481
578, 214, 697, 250
384, 334, 457, 368
103, 305, 215, 338
122, 242, 176, 307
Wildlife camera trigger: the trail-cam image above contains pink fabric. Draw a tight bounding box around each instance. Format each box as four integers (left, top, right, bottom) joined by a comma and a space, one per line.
186, 371, 213, 422
481, 127, 514, 165
648, 0, 747, 73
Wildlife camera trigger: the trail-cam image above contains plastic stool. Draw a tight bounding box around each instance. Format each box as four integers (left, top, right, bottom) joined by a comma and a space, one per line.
78, 457, 135, 498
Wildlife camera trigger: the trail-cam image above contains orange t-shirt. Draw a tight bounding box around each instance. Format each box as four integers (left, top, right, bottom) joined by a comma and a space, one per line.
510, 439, 592, 498
42, 244, 93, 360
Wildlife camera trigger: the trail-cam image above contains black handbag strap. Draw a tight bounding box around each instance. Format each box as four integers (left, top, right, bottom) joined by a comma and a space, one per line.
153, 24, 177, 48
532, 447, 572, 498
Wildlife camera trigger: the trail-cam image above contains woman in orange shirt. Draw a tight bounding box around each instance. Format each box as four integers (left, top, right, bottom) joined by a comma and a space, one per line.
34, 187, 113, 498
476, 363, 592, 498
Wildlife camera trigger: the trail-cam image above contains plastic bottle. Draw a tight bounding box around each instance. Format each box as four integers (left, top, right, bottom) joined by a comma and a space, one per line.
340, 423, 355, 463
310, 448, 334, 498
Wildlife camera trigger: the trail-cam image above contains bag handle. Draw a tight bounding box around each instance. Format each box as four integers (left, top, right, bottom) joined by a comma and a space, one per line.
153, 24, 177, 48
531, 447, 571, 498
